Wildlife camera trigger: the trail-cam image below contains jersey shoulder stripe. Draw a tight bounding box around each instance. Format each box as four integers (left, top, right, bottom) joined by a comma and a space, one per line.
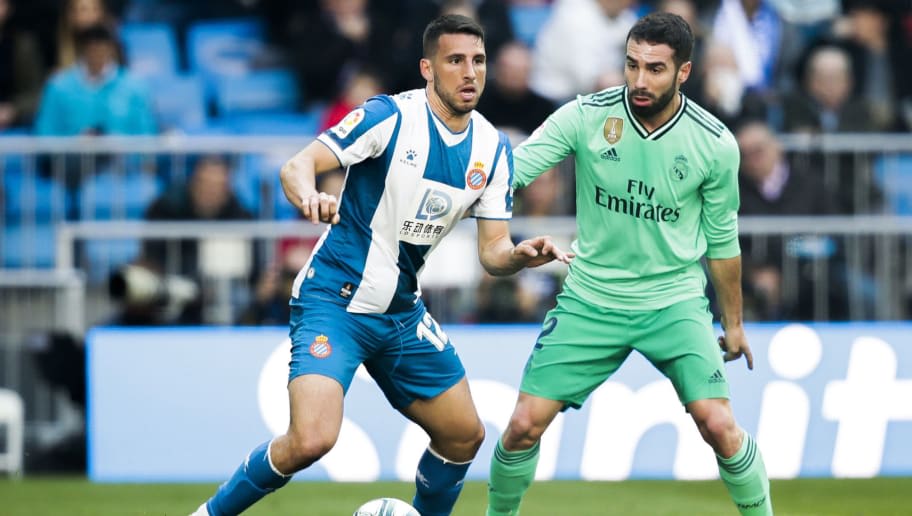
684, 100, 726, 134
683, 106, 722, 138
581, 86, 624, 107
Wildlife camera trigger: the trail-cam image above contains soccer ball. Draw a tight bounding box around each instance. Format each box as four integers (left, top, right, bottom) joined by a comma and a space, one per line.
352, 497, 420, 516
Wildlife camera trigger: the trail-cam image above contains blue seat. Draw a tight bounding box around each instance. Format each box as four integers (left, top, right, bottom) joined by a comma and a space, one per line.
1, 223, 55, 268
120, 22, 180, 78
214, 109, 321, 135
78, 170, 162, 220
83, 239, 141, 283
3, 169, 68, 222
874, 154, 912, 215
149, 74, 207, 131
509, 4, 552, 48
186, 18, 266, 90
214, 69, 299, 116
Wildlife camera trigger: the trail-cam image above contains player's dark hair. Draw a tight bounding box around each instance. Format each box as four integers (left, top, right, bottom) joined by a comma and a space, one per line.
626, 12, 694, 66
422, 14, 485, 58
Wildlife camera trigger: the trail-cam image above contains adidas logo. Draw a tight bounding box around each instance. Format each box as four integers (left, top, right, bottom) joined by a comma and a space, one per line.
709, 369, 726, 384
600, 147, 621, 161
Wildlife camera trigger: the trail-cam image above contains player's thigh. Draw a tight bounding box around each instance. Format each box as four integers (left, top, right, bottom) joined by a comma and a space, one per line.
288, 300, 375, 393
287, 373, 345, 441
636, 296, 729, 405
364, 305, 466, 411
520, 290, 633, 409
400, 376, 482, 446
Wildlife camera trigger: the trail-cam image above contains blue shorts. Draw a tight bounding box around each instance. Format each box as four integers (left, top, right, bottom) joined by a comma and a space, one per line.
288, 296, 465, 409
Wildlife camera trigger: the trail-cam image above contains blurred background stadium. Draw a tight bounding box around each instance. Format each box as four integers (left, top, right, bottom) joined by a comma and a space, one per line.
1, 0, 911, 513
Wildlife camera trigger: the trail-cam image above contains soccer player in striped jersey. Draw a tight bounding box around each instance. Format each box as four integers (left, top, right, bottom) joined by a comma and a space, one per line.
191, 14, 571, 516
487, 12, 774, 516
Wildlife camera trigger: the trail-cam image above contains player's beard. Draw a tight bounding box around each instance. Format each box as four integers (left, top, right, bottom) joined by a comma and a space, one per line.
433, 73, 479, 116
628, 82, 677, 119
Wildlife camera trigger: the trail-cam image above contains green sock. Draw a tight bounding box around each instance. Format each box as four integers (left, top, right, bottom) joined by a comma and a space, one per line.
486, 439, 540, 516
717, 432, 773, 516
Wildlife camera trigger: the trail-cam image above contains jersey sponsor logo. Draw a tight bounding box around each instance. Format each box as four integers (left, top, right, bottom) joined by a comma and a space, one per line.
399, 220, 446, 242
671, 154, 689, 181
309, 334, 332, 358
330, 108, 365, 139
600, 147, 621, 162
466, 161, 487, 190
415, 188, 453, 221
603, 117, 624, 144
594, 180, 681, 223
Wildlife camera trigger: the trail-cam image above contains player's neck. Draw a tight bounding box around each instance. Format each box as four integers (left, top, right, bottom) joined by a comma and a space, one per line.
426, 87, 472, 133
634, 92, 682, 133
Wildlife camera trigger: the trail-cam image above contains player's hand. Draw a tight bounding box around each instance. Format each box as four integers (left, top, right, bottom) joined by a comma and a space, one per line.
300, 191, 340, 224
718, 325, 753, 370
512, 235, 575, 268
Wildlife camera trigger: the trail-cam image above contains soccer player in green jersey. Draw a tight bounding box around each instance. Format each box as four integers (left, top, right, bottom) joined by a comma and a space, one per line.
486, 12, 773, 516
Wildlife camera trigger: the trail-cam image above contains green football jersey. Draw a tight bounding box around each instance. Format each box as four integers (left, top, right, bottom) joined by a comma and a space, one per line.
514, 85, 741, 309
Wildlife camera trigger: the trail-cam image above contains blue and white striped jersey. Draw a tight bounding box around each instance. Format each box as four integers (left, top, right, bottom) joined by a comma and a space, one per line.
291, 88, 514, 314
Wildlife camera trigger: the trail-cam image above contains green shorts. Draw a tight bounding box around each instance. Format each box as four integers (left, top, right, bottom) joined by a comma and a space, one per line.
520, 290, 729, 409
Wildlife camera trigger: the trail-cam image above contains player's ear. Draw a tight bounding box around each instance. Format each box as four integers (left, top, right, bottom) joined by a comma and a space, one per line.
420, 58, 433, 82
677, 61, 692, 85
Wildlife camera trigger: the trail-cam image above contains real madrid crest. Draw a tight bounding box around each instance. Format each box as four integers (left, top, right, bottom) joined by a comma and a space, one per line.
603, 117, 623, 144
671, 154, 689, 181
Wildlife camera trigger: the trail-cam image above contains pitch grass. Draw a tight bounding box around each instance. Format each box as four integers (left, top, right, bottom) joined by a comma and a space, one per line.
2, 476, 912, 515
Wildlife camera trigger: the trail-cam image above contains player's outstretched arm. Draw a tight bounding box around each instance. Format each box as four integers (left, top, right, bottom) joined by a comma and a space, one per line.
475, 219, 573, 276
707, 255, 754, 370
280, 141, 343, 224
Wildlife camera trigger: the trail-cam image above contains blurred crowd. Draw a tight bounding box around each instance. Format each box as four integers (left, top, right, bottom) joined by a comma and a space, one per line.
3, 0, 912, 326
2, 0, 911, 134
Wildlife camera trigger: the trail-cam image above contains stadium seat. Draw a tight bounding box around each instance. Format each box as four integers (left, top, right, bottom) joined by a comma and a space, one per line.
213, 69, 300, 116
120, 22, 180, 78
186, 18, 265, 89
83, 239, 141, 284
874, 154, 912, 215
78, 169, 162, 220
3, 170, 68, 222
509, 4, 553, 48
1, 222, 55, 268
148, 74, 207, 131
0, 388, 24, 476
213, 109, 321, 135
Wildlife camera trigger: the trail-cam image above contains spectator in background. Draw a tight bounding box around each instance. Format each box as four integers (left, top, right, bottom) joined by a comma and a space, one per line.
240, 238, 314, 326
318, 66, 385, 132
782, 44, 878, 133
813, 0, 906, 130
690, 42, 769, 128
142, 155, 254, 323
476, 41, 555, 138
34, 24, 155, 136
735, 120, 875, 320
736, 121, 835, 320
0, 0, 46, 130
530, 0, 638, 104
56, 0, 118, 70
282, 0, 395, 104
710, 0, 805, 110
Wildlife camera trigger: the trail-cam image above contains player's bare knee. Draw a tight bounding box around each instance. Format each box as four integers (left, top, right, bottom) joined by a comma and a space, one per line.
285, 431, 336, 468
439, 420, 485, 461
504, 413, 545, 449
697, 411, 738, 451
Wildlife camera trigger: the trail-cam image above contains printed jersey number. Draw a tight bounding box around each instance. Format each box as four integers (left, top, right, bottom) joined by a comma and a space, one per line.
417, 312, 448, 351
